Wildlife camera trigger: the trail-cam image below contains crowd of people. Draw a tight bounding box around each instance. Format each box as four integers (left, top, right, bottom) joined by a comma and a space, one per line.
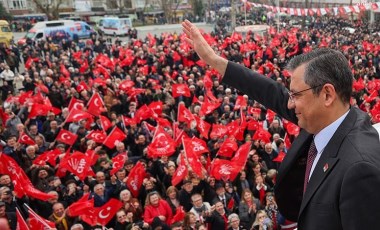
0, 13, 380, 230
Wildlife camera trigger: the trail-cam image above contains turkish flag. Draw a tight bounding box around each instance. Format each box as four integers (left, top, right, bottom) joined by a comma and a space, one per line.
67, 97, 84, 111
33, 148, 61, 167
86, 130, 107, 143
171, 155, 188, 186
94, 198, 123, 226
60, 64, 70, 78
286, 122, 300, 136
18, 132, 35, 145
210, 124, 228, 139
171, 206, 186, 225
217, 138, 238, 158
76, 81, 89, 93
147, 126, 176, 157
28, 103, 50, 118
59, 151, 91, 181
234, 95, 247, 111
183, 139, 204, 178
178, 103, 195, 126
135, 104, 154, 123
172, 84, 191, 98
273, 151, 286, 162
56, 129, 78, 146
126, 162, 146, 197
365, 90, 378, 103
231, 142, 252, 168
99, 115, 112, 131
253, 128, 272, 143
284, 133, 292, 149
65, 108, 92, 123
123, 116, 137, 127
26, 205, 56, 229
119, 80, 135, 91
110, 153, 127, 175
87, 92, 105, 116
95, 53, 115, 70
247, 119, 260, 131
18, 91, 34, 105
194, 116, 211, 139
68, 194, 94, 216
211, 159, 239, 181
16, 207, 29, 230
103, 126, 126, 149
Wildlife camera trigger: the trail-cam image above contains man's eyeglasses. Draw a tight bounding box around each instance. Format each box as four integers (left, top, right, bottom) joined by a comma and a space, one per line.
288, 84, 324, 103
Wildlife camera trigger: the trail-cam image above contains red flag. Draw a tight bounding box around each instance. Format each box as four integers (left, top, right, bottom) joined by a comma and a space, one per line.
95, 199, 123, 226
18, 132, 35, 145
119, 80, 135, 91
210, 159, 239, 181
200, 100, 221, 116
126, 162, 146, 197
253, 128, 272, 143
79, 59, 89, 73
273, 151, 286, 162
286, 122, 300, 136
35, 83, 49, 94
178, 103, 195, 126
171, 206, 186, 225
353, 77, 365, 92
60, 64, 70, 78
147, 126, 177, 157
231, 142, 252, 168
86, 130, 107, 143
99, 115, 112, 131
148, 101, 163, 117
87, 93, 105, 116
65, 108, 92, 122
183, 138, 204, 178
187, 137, 209, 155
16, 207, 30, 230
171, 155, 188, 186
172, 84, 191, 98
102, 126, 126, 149
26, 204, 56, 229
134, 104, 154, 123
68, 97, 85, 111
68, 195, 94, 217
123, 116, 137, 127
284, 133, 292, 149
234, 95, 247, 111
210, 124, 228, 139
194, 116, 211, 139
59, 151, 92, 181
56, 129, 78, 146
127, 88, 146, 98
76, 81, 89, 93
28, 103, 50, 118
33, 149, 61, 167
110, 153, 127, 175
217, 138, 238, 158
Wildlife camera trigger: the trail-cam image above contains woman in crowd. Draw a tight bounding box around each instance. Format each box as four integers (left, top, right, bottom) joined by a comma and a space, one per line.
165, 186, 180, 214
239, 189, 260, 229
143, 191, 173, 227
251, 210, 273, 230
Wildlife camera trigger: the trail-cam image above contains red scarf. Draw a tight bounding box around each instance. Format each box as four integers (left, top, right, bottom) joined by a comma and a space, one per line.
222, 213, 228, 230
259, 187, 266, 204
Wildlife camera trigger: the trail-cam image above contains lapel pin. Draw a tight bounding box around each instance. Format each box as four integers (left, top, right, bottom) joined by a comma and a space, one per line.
323, 163, 329, 172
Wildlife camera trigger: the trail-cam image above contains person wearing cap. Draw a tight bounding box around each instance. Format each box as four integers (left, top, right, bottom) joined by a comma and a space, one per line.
183, 21, 380, 230
178, 179, 204, 212
0, 201, 16, 230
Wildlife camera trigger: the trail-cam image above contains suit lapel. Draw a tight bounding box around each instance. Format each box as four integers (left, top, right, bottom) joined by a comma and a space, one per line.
299, 109, 357, 216
276, 130, 313, 186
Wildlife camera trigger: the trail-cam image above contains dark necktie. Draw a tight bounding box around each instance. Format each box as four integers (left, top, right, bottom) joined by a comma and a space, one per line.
304, 140, 317, 193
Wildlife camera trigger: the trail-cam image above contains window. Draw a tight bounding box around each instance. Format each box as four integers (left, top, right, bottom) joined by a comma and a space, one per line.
12, 0, 27, 9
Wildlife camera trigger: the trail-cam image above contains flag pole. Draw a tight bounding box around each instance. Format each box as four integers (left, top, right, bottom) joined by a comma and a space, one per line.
24, 203, 54, 229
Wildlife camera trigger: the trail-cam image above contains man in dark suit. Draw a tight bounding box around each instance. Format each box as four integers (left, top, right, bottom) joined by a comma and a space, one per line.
182, 20, 380, 230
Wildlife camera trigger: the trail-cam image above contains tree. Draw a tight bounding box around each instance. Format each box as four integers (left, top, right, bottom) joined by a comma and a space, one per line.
0, 2, 12, 21
31, 0, 66, 20
159, 0, 182, 23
